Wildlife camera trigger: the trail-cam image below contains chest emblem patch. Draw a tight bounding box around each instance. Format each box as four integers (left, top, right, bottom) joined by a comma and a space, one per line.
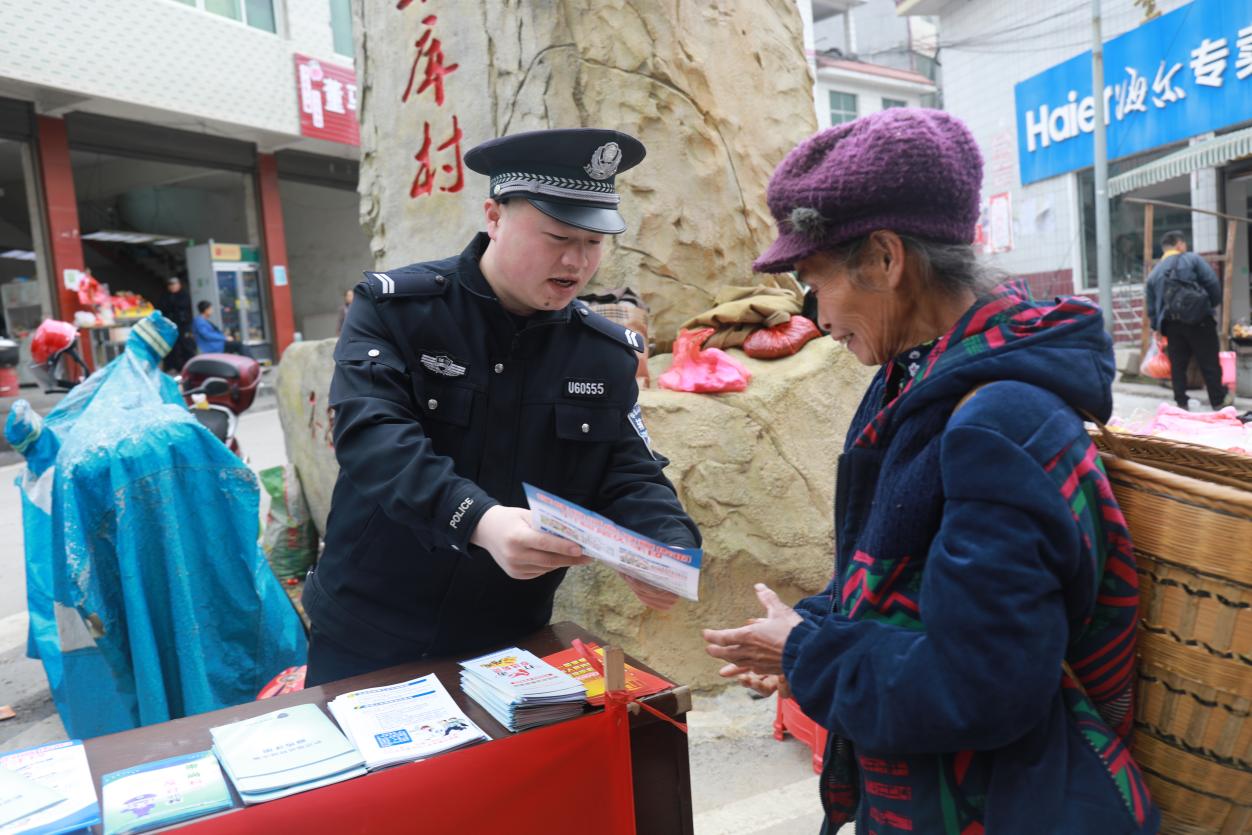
420, 353, 467, 377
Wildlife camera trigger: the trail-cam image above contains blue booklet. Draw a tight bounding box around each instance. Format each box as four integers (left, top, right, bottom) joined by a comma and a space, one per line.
101, 752, 232, 835
0, 740, 100, 835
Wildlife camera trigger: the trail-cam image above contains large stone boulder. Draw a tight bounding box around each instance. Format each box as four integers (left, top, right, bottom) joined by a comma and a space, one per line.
274, 339, 338, 535
355, 0, 818, 343
553, 339, 876, 690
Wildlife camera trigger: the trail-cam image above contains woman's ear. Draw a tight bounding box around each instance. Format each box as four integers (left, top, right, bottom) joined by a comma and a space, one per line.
870, 230, 908, 291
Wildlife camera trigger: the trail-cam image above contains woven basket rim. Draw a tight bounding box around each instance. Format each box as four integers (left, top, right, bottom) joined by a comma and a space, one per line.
1091, 428, 1252, 487
1101, 453, 1252, 516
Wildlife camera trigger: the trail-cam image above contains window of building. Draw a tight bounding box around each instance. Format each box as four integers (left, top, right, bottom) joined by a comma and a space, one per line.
829, 91, 858, 125
330, 0, 354, 57
172, 0, 277, 33
882, 98, 908, 109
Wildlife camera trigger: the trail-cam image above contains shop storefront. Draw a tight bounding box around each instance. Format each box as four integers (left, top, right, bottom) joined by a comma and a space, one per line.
0, 97, 54, 384
1013, 0, 1252, 344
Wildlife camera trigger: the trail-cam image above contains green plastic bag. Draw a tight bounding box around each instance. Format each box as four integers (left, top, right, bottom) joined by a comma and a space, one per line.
260, 465, 319, 580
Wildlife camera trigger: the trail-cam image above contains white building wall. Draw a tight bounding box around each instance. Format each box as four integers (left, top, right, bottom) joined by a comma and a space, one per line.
938, 0, 1193, 288
814, 71, 931, 130
0, 0, 350, 142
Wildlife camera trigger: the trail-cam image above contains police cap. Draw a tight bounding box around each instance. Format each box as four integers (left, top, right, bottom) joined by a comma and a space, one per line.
464, 128, 645, 235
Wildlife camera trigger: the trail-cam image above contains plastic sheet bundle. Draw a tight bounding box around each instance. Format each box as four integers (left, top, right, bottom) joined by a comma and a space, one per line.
5, 312, 306, 736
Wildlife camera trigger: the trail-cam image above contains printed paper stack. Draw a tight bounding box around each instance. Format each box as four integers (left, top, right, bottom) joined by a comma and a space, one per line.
459, 648, 587, 732
328, 675, 489, 770
101, 751, 232, 835
210, 704, 366, 805
0, 740, 100, 835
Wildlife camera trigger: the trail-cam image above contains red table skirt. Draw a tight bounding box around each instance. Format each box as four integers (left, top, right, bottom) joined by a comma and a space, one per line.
179, 704, 636, 835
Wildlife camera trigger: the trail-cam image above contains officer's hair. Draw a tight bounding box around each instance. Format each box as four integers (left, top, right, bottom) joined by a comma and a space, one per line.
1161, 229, 1187, 249
819, 233, 1002, 299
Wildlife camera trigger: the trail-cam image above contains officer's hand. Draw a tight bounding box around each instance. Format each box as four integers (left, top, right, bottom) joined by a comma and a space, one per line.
470, 506, 591, 580
617, 571, 679, 611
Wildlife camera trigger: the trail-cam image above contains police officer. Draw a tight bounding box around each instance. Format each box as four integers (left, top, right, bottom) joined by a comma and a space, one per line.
303, 128, 701, 686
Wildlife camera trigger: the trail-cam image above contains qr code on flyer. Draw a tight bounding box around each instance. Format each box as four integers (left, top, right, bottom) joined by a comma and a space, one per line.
374, 729, 412, 748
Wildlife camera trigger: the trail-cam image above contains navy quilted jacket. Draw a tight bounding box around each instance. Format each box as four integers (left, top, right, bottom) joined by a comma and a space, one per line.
783, 283, 1160, 834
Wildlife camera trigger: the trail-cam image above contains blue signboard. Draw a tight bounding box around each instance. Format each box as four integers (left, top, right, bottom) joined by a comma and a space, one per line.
1014, 0, 1252, 185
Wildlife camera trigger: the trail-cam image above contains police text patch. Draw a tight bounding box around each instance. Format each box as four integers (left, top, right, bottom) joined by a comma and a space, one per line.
628, 404, 656, 458
564, 379, 609, 400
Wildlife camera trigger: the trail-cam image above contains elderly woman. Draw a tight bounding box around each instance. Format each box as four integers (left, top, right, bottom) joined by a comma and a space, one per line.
703, 110, 1159, 834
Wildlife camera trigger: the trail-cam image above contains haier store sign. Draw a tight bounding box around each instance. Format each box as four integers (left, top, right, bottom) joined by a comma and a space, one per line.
1014, 0, 1252, 185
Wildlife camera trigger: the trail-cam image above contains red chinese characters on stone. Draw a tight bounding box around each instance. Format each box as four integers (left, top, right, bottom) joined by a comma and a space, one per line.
410, 116, 464, 198
403, 15, 459, 107
398, 5, 463, 200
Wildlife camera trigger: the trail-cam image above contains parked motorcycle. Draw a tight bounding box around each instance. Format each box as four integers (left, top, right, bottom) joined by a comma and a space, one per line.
179, 352, 261, 458
29, 318, 260, 458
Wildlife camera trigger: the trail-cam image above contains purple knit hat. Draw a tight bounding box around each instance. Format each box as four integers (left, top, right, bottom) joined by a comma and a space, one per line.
754, 108, 984, 273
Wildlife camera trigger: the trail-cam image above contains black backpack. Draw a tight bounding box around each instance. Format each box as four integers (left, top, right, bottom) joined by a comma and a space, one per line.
1161, 254, 1211, 325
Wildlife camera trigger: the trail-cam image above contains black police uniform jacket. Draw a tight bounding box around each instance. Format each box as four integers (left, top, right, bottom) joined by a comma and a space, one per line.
304, 234, 701, 661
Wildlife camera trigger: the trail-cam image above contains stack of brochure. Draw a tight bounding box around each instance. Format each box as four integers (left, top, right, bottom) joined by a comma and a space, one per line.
0, 739, 100, 835
210, 704, 366, 805
459, 648, 587, 732
328, 675, 489, 770
101, 751, 232, 835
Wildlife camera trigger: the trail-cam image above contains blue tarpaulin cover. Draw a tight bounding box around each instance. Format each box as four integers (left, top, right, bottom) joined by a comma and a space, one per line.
5, 312, 306, 737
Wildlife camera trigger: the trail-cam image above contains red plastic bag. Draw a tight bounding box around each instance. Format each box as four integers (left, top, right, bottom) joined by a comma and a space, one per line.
1140, 335, 1171, 379
256, 665, 306, 699
658, 327, 751, 393
743, 315, 821, 359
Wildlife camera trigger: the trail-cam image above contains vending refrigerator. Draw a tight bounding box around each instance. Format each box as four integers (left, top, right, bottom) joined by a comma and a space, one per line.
186, 241, 272, 362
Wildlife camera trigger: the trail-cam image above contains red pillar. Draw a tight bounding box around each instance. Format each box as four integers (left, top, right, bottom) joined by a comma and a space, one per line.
34, 115, 94, 370
256, 153, 295, 359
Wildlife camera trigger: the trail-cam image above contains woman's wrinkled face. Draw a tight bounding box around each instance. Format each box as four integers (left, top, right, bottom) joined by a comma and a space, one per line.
796, 234, 909, 366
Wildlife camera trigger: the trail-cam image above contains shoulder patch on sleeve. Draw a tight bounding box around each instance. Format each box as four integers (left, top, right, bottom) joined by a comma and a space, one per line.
573, 302, 645, 353
360, 266, 451, 300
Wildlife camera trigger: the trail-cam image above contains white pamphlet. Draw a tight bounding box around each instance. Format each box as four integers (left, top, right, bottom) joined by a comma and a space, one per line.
328, 675, 488, 769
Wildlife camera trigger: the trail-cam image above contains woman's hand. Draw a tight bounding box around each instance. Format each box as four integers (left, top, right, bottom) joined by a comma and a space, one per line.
618, 571, 679, 611
702, 584, 803, 677
721, 670, 791, 698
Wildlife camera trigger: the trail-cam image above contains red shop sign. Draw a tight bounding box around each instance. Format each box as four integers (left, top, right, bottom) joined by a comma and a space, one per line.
295, 53, 360, 146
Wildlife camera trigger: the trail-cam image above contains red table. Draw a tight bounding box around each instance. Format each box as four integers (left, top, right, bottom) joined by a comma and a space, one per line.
81, 622, 693, 834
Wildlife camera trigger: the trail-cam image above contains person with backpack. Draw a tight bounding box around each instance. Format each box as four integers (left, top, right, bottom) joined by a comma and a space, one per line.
1145, 229, 1231, 410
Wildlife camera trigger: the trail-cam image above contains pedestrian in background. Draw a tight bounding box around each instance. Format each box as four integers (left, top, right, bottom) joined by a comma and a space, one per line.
155, 275, 195, 372
193, 301, 252, 358
1145, 229, 1231, 410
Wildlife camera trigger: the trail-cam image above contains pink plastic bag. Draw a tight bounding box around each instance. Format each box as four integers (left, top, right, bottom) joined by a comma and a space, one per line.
1219, 350, 1236, 388
658, 327, 752, 393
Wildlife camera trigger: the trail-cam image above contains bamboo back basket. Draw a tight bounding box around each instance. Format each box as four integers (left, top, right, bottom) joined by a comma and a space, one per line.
1098, 449, 1252, 834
